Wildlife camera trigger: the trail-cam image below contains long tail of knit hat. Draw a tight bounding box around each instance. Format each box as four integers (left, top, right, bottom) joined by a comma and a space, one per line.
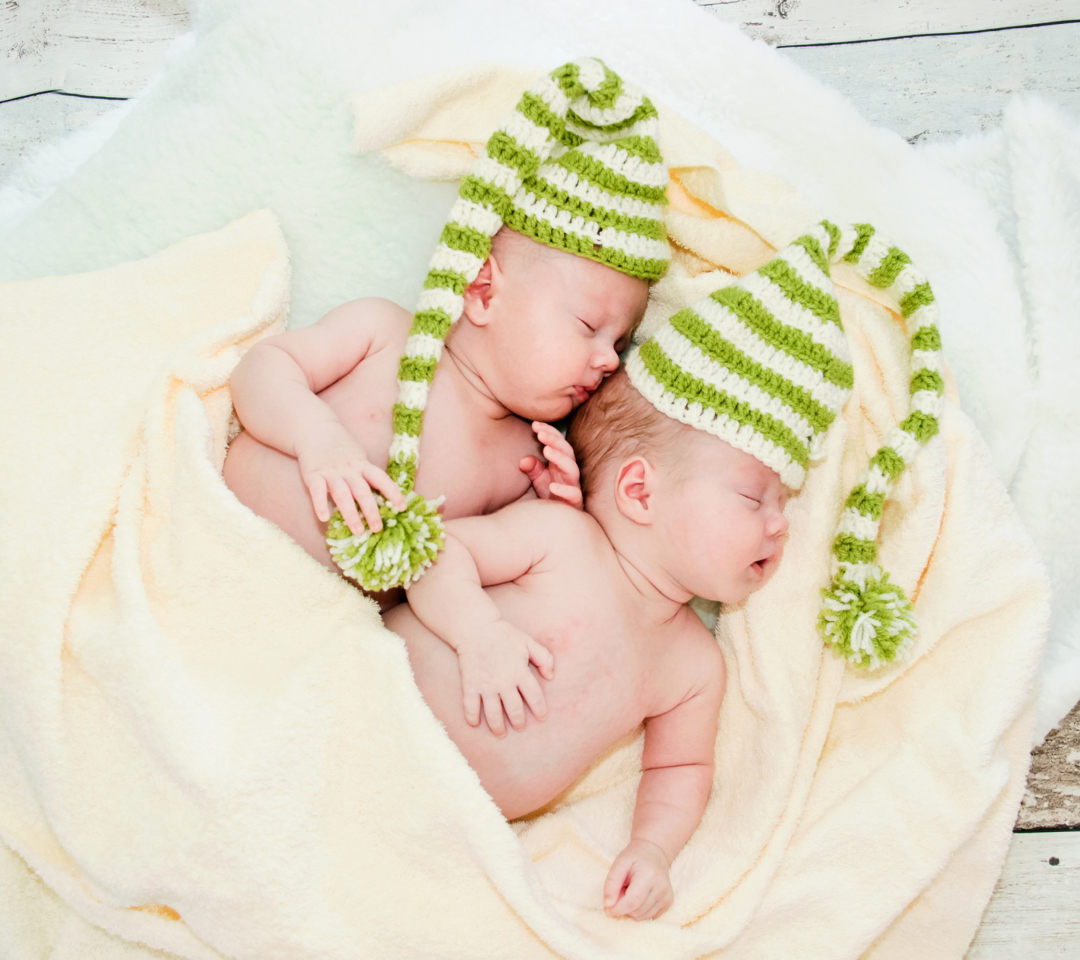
326, 57, 670, 593
626, 220, 944, 669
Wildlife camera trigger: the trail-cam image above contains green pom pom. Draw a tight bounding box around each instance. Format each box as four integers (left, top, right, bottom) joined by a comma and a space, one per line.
326, 491, 446, 592
817, 565, 916, 669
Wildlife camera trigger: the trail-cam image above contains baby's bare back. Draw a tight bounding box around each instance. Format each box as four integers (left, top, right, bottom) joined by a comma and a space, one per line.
384, 515, 707, 819
222, 299, 539, 569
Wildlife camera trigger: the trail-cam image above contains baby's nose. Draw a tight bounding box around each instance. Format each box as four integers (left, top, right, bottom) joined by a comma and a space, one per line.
594, 344, 620, 372
768, 510, 789, 539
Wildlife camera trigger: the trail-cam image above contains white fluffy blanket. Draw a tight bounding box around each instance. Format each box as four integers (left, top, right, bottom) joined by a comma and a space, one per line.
0, 1, 1067, 957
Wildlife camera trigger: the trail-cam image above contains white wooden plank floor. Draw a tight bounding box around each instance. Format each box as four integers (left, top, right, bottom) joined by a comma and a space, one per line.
2, 2, 1079, 957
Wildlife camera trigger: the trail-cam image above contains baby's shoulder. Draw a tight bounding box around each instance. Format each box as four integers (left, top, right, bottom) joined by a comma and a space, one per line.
318, 296, 413, 348
670, 608, 726, 692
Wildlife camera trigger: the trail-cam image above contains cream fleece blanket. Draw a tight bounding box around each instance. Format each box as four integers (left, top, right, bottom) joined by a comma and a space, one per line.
0, 61, 1050, 960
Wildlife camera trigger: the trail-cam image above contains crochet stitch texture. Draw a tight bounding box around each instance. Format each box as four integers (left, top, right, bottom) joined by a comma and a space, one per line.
627, 220, 944, 668
327, 57, 670, 591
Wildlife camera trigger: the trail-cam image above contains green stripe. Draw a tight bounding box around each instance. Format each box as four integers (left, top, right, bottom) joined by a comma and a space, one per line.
423, 269, 468, 296
821, 220, 841, 259
388, 454, 417, 492
613, 134, 662, 164
638, 339, 809, 467
393, 403, 423, 437
670, 307, 834, 432
441, 222, 491, 261
845, 483, 886, 521
899, 281, 934, 318
555, 149, 667, 203
833, 533, 878, 564
527, 173, 666, 239
911, 368, 944, 396
518, 91, 582, 150
711, 286, 853, 389
565, 97, 659, 135
594, 245, 667, 282
871, 446, 906, 482
398, 355, 437, 383
410, 308, 452, 339
791, 233, 829, 276
458, 174, 513, 220
900, 410, 940, 443
911, 324, 941, 352
758, 258, 843, 329
589, 61, 624, 111
844, 223, 875, 263
486, 129, 541, 181
868, 246, 912, 289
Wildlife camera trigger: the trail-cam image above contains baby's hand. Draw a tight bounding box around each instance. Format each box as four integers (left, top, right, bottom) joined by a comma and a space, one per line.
603, 839, 673, 921
519, 422, 583, 509
456, 620, 555, 738
294, 421, 407, 533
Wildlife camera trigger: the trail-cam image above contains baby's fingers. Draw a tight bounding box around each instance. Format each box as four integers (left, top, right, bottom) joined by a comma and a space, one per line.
610, 871, 651, 918
501, 688, 527, 732
362, 463, 407, 512
542, 442, 580, 483
548, 482, 583, 509
481, 692, 507, 738
305, 474, 331, 523
463, 689, 482, 728
526, 638, 555, 680
346, 474, 383, 533
328, 476, 368, 533
519, 670, 547, 723
603, 859, 632, 911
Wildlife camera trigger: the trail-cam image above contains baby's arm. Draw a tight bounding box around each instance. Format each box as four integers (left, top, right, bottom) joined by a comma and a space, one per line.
229, 298, 407, 532
604, 636, 726, 921
405, 502, 560, 737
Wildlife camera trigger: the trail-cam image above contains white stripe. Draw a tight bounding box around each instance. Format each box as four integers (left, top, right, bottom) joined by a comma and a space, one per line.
863, 465, 890, 495
856, 232, 893, 280
779, 242, 834, 298
428, 244, 484, 281
625, 350, 804, 488
404, 333, 444, 362
471, 156, 523, 197
534, 162, 665, 221
907, 301, 940, 332
837, 507, 881, 541
888, 425, 921, 461
910, 390, 943, 418
833, 222, 860, 263
738, 271, 850, 361
890, 263, 926, 299
397, 379, 431, 409
911, 349, 942, 374
501, 110, 556, 158
575, 57, 606, 91
563, 114, 659, 145
570, 90, 646, 127
448, 197, 502, 237
530, 73, 568, 118
388, 435, 420, 461
580, 140, 668, 188
831, 560, 882, 586
511, 189, 670, 262
694, 295, 850, 414
654, 324, 815, 445
414, 287, 462, 322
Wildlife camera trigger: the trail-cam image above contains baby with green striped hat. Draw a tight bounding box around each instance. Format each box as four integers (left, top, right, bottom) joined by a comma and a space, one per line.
388, 218, 942, 919
223, 57, 669, 603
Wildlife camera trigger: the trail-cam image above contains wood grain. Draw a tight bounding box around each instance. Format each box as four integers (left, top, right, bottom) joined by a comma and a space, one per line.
967, 832, 1080, 958
1019, 699, 1080, 830
694, 0, 1080, 46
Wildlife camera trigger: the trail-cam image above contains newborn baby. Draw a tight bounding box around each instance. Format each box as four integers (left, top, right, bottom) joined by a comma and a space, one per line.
385, 370, 789, 920
222, 58, 669, 611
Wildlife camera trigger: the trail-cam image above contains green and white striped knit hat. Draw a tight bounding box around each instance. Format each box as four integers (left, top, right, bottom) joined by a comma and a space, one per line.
326, 57, 670, 592
626, 220, 944, 669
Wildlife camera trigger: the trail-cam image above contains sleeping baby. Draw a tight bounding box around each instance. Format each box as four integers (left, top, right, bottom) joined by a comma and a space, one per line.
386, 366, 788, 921
222, 60, 669, 622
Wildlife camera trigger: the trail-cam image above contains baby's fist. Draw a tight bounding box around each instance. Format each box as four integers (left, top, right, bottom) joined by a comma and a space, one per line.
603, 839, 673, 921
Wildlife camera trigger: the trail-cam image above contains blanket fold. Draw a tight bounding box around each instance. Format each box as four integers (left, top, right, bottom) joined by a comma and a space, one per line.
0, 46, 1051, 960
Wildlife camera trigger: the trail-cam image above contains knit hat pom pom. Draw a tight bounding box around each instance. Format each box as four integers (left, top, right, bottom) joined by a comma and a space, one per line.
326, 492, 446, 593
817, 565, 917, 669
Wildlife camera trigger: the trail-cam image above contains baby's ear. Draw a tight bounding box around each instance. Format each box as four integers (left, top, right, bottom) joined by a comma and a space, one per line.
614, 457, 656, 525
461, 253, 503, 325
